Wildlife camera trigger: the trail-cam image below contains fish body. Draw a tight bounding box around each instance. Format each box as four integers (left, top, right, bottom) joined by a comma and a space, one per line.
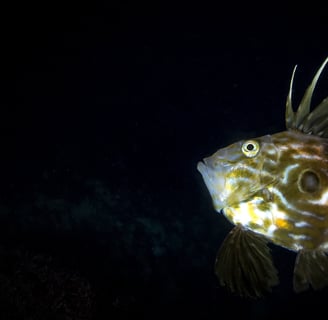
197, 57, 328, 297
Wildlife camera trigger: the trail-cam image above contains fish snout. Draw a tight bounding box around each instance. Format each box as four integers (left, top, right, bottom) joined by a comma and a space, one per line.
197, 158, 227, 211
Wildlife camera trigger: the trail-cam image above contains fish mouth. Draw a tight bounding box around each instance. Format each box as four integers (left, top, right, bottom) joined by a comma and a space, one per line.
197, 161, 211, 190
197, 160, 209, 180
197, 159, 226, 211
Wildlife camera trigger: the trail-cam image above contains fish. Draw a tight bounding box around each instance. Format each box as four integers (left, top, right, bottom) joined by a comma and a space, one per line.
197, 57, 328, 298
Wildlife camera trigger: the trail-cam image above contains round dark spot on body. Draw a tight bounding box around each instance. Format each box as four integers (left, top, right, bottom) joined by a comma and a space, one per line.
298, 170, 320, 193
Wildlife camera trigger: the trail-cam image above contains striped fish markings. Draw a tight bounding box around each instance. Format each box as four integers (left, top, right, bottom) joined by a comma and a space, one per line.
197, 57, 328, 297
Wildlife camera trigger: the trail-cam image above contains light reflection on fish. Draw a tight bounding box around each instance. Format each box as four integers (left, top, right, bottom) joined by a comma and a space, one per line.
197, 57, 328, 297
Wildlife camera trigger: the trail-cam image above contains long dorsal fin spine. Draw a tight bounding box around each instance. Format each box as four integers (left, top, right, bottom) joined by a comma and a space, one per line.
285, 65, 297, 129
285, 56, 328, 136
295, 57, 328, 128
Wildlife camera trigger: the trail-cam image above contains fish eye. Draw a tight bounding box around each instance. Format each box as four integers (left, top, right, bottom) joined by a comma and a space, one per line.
241, 140, 260, 158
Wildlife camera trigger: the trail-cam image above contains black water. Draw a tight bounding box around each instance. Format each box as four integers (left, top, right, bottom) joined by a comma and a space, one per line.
1, 2, 328, 319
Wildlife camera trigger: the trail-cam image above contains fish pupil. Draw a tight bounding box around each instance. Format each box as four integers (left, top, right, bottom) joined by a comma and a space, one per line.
298, 170, 320, 193
246, 144, 254, 151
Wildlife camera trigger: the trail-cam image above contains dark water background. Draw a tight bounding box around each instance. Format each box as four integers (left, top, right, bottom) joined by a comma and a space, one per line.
1, 2, 328, 319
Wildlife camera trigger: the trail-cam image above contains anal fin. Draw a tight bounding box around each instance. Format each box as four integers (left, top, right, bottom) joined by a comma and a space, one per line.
293, 250, 328, 292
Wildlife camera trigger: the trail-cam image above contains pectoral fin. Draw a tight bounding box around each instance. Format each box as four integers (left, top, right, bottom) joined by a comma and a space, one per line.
215, 225, 279, 298
293, 250, 328, 292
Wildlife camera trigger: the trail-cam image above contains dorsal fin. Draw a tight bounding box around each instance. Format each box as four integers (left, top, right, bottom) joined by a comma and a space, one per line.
285, 57, 328, 137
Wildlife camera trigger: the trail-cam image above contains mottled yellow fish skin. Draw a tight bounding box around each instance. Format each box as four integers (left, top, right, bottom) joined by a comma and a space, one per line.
221, 130, 328, 252
268, 131, 328, 251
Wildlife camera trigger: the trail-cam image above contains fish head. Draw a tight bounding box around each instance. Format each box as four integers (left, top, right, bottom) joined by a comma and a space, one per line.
197, 134, 279, 211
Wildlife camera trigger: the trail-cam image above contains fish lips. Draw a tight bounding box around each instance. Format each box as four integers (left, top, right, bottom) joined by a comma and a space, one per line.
197, 159, 227, 211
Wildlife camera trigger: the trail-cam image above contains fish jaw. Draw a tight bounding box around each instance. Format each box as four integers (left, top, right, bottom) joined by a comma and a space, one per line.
197, 158, 228, 211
